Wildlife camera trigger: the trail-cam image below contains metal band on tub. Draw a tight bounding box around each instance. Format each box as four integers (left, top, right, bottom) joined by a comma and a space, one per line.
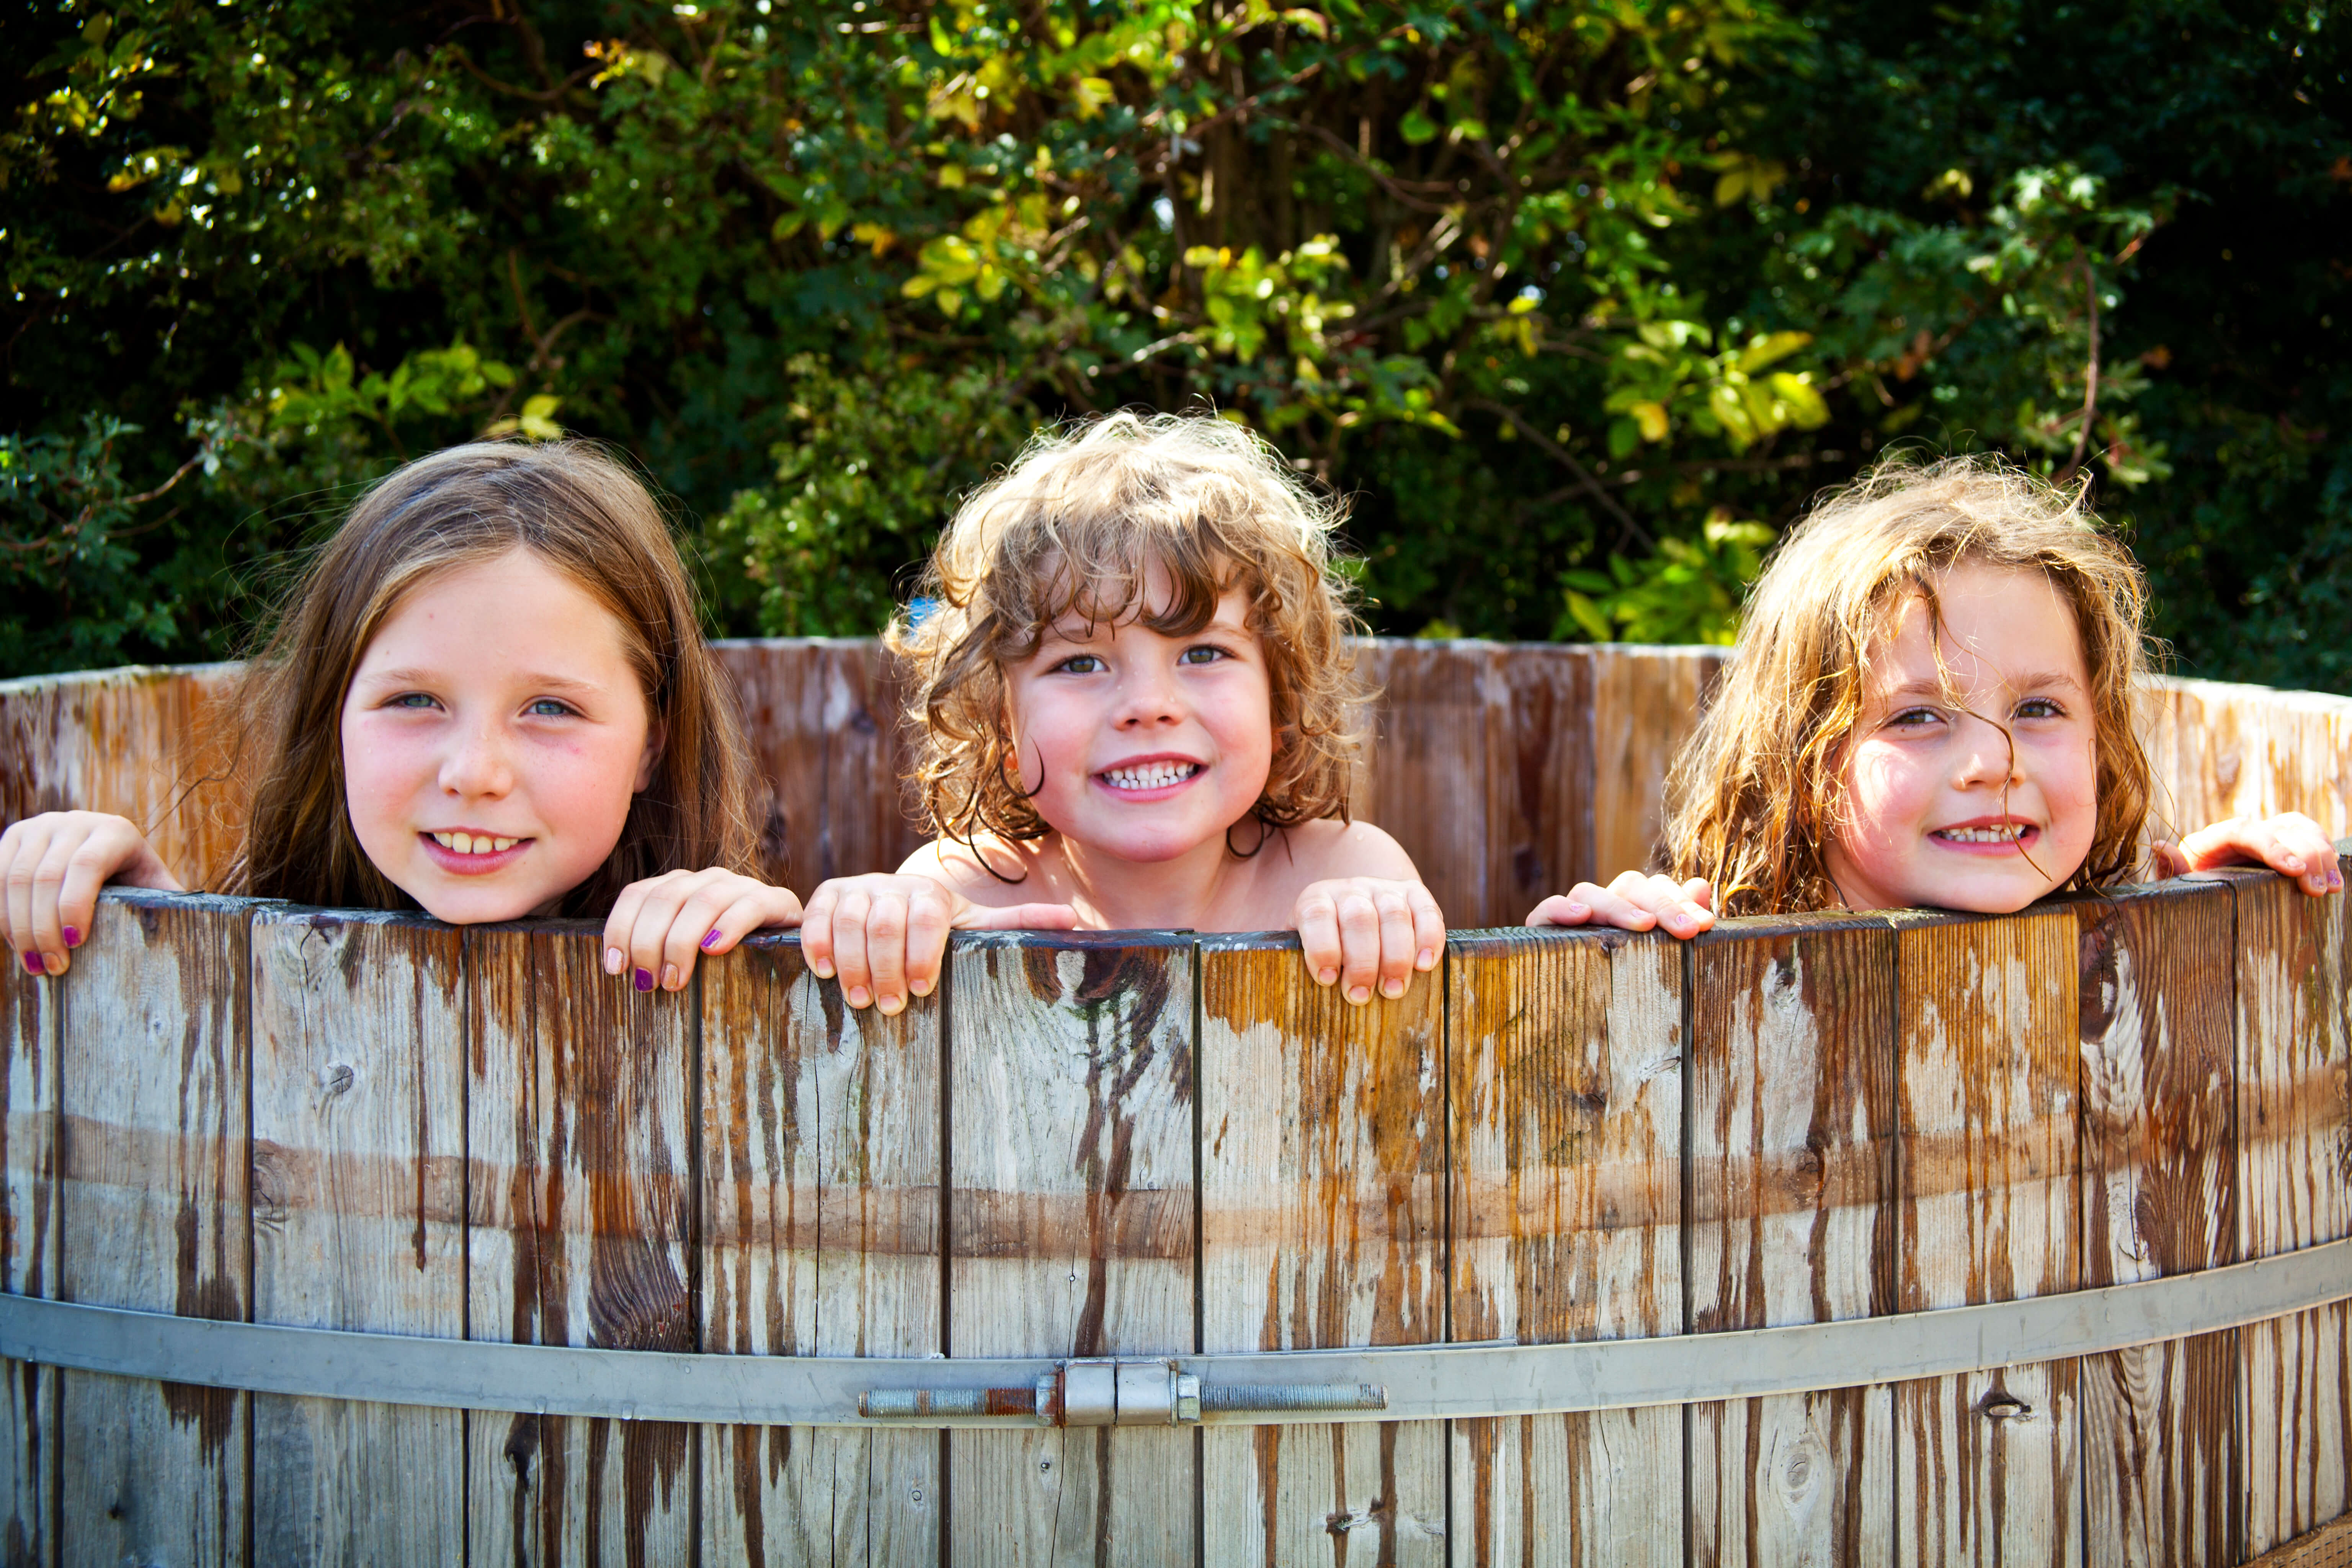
1, 1237, 2343, 1429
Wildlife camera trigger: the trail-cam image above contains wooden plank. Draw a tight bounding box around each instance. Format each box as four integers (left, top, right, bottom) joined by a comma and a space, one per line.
2236, 868, 2352, 1557
2144, 678, 2352, 843
946, 932, 1196, 1567
467, 923, 696, 1568
2075, 878, 2241, 1568
1448, 926, 1684, 1567
1686, 912, 1897, 1567
0, 666, 248, 892
1354, 642, 1496, 929
1892, 908, 2081, 1568
1200, 933, 1446, 1565
1588, 646, 1726, 880
1, 917, 58, 1564
1484, 647, 1595, 927
247, 908, 466, 1566
701, 932, 941, 1564
2244, 1511, 2352, 1568
712, 637, 927, 886
57, 889, 251, 1568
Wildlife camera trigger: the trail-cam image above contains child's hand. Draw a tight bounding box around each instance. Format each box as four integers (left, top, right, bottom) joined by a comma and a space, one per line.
0, 811, 184, 978
603, 868, 805, 994
1295, 877, 1445, 1005
2154, 813, 2343, 896
799, 874, 1079, 1014
1527, 873, 1717, 939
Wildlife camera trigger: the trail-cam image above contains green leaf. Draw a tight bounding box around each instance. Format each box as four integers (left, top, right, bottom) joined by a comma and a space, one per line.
1398, 108, 1439, 145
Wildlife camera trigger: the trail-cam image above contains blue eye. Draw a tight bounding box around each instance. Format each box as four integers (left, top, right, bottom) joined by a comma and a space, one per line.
388, 692, 439, 710
1179, 645, 1227, 666
527, 698, 575, 717
1054, 654, 1105, 675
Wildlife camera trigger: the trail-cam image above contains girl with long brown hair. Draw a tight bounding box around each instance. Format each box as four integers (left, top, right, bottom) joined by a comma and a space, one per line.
1, 440, 802, 991
1527, 454, 2340, 932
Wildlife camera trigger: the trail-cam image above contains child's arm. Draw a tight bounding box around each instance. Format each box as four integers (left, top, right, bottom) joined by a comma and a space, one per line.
797, 871, 1079, 1014
0, 812, 185, 977
1527, 873, 1717, 938
2153, 812, 2342, 895
602, 868, 805, 993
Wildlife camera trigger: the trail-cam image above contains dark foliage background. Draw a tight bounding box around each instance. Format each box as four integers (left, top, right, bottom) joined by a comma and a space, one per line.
3, 0, 2345, 688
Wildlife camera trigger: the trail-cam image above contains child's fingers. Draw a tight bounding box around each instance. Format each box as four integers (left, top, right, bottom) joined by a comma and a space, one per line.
828, 886, 878, 1009
617, 871, 702, 993
1295, 889, 1344, 987
602, 879, 653, 979
861, 893, 912, 1015
1334, 887, 1383, 1005
799, 884, 839, 978
3, 817, 56, 969
1373, 887, 1418, 999
1408, 885, 1445, 972
1578, 883, 1663, 934
1612, 872, 1709, 938
53, 833, 121, 967
1525, 893, 1596, 928
654, 874, 755, 990
899, 888, 963, 1000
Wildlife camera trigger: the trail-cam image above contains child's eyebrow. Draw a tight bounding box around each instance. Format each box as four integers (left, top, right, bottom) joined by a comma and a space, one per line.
360, 666, 612, 695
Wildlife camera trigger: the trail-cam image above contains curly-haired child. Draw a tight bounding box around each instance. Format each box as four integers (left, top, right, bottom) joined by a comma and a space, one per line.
799, 411, 1445, 1012
1530, 454, 2339, 933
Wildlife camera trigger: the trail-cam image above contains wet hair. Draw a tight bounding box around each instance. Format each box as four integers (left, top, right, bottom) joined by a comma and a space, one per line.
228, 439, 766, 913
890, 411, 1364, 849
1665, 453, 2153, 915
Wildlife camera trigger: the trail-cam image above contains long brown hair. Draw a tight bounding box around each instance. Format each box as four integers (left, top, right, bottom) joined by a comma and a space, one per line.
229, 440, 766, 913
1666, 454, 2154, 915
891, 411, 1365, 849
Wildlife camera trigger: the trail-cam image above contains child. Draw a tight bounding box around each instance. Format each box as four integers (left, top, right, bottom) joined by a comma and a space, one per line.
1528, 455, 2340, 932
0, 440, 803, 989
795, 412, 1445, 1014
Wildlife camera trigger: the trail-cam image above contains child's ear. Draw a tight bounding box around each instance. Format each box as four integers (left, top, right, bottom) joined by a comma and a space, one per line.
635, 717, 666, 793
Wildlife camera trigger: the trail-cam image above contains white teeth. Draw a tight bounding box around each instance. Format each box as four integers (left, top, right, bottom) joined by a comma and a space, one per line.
432, 832, 519, 854
1937, 824, 2026, 844
1101, 761, 1199, 791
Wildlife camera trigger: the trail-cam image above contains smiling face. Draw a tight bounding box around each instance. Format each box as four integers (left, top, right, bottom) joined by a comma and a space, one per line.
1823, 559, 2099, 914
339, 548, 659, 923
1000, 568, 1274, 867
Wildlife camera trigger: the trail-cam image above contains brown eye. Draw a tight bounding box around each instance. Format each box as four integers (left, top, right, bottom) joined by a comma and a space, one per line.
1054, 654, 1105, 675
1179, 645, 1227, 665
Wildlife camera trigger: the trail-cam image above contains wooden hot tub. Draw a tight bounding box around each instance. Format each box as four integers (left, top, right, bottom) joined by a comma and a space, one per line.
0, 640, 2346, 1568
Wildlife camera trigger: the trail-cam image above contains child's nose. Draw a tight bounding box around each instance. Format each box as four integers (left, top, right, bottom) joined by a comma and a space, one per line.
1951, 713, 2021, 786
1112, 666, 1184, 726
440, 722, 516, 795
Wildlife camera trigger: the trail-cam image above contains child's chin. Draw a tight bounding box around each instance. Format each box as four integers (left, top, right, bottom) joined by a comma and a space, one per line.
400, 878, 549, 926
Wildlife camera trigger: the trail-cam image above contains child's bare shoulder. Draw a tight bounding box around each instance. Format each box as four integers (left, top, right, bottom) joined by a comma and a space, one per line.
1270, 817, 1419, 883
899, 833, 1064, 906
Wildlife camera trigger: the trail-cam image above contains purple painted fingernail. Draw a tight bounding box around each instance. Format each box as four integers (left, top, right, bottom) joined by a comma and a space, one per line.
701, 929, 722, 950
62, 927, 80, 948
22, 953, 42, 976
633, 967, 655, 993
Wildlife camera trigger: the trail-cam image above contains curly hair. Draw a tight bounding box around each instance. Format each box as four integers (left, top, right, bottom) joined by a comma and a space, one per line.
1665, 453, 2154, 916
890, 411, 1365, 849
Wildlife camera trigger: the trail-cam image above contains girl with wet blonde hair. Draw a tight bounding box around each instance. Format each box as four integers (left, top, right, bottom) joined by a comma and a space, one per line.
1527, 454, 2340, 932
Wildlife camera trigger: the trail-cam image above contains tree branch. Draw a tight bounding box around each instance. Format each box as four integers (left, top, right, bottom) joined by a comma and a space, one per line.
1465, 398, 1653, 550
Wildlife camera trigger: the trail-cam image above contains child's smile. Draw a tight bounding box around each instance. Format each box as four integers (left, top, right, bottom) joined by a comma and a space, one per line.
1825, 559, 2098, 914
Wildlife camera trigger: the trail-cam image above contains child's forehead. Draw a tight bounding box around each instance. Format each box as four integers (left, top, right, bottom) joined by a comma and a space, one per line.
1869, 560, 2087, 682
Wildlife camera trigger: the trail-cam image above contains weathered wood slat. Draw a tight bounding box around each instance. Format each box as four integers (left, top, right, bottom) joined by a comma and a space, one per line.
1687, 913, 1896, 1567
1356, 643, 1498, 929
248, 908, 467, 1566
946, 933, 1196, 1566
1893, 908, 2082, 1568
1, 931, 58, 1563
2235, 870, 2352, 1557
1449, 926, 1684, 1567
1200, 936, 1446, 1565
0, 666, 247, 893
467, 925, 696, 1568
2076, 879, 2241, 1568
700, 933, 941, 1564
57, 890, 251, 1568
1484, 648, 1596, 929
1589, 645, 1727, 885
2141, 678, 2352, 845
